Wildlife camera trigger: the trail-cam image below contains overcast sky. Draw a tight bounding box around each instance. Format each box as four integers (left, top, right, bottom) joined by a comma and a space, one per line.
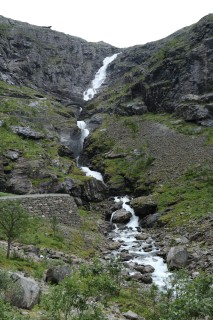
1, 0, 212, 48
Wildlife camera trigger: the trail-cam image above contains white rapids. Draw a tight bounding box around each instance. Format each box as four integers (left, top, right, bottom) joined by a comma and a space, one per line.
110, 196, 171, 288
83, 53, 120, 101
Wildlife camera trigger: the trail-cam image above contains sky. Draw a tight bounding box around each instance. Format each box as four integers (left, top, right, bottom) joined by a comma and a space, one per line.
0, 0, 212, 48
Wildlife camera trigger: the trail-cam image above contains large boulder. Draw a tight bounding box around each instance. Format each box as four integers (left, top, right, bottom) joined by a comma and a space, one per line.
45, 264, 72, 284
8, 273, 41, 310
112, 209, 132, 224
139, 212, 161, 228
130, 195, 157, 218
167, 246, 189, 270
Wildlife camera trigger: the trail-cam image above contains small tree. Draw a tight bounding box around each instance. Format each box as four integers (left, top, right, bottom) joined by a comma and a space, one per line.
0, 201, 29, 258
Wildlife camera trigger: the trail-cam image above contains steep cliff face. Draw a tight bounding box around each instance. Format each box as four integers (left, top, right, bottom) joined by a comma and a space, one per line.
86, 14, 213, 125
0, 15, 118, 106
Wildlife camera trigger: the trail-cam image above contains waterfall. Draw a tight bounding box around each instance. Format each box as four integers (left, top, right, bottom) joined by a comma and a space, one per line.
77, 52, 171, 288
83, 53, 120, 101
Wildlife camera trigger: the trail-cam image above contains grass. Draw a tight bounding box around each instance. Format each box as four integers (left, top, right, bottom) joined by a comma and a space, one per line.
155, 165, 213, 227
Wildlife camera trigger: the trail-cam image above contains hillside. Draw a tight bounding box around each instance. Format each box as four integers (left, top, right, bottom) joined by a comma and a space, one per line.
0, 14, 212, 320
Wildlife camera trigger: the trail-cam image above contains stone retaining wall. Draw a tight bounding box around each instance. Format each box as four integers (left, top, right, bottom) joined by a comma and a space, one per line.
0, 194, 81, 228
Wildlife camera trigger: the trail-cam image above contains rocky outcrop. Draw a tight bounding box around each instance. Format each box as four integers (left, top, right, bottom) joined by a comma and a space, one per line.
87, 14, 213, 124
0, 15, 118, 105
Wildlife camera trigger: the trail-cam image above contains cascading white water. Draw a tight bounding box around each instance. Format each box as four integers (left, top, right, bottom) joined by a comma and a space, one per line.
77, 53, 171, 288
110, 196, 171, 288
83, 53, 120, 101
77, 53, 120, 180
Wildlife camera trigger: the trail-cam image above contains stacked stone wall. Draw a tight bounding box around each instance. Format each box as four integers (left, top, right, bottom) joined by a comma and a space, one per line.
0, 194, 80, 227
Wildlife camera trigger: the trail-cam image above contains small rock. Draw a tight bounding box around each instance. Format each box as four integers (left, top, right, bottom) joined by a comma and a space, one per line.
123, 310, 141, 319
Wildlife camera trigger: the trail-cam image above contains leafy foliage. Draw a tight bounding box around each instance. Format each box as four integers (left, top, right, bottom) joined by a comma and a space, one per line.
0, 201, 29, 258
43, 259, 122, 320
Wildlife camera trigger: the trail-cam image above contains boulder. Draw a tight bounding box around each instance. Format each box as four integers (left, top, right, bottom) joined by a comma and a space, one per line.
11, 126, 45, 139
130, 195, 157, 218
105, 201, 123, 220
120, 252, 134, 261
140, 212, 161, 228
45, 264, 72, 284
111, 209, 132, 224
167, 246, 188, 270
135, 265, 155, 274
8, 273, 41, 310
123, 310, 143, 320
3, 149, 21, 160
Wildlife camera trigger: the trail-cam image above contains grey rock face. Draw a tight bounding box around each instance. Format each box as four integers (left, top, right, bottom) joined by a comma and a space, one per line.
94, 14, 213, 123
0, 16, 118, 105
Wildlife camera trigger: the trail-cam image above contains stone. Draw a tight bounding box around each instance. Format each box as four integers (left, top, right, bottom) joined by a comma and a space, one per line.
135, 265, 155, 274
58, 145, 76, 158
120, 252, 134, 261
130, 195, 157, 218
140, 213, 161, 228
111, 209, 132, 224
123, 310, 141, 320
0, 120, 4, 127
45, 264, 72, 284
108, 242, 121, 250
167, 246, 188, 270
135, 234, 149, 241
9, 273, 41, 310
4, 149, 21, 160
11, 126, 45, 139
140, 274, 153, 284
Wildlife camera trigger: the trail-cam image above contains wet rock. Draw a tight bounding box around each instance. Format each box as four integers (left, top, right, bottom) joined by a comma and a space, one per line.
167, 246, 188, 270
0, 120, 4, 127
45, 264, 72, 284
135, 234, 149, 241
135, 265, 155, 274
140, 274, 153, 284
127, 272, 143, 281
112, 209, 132, 224
130, 195, 157, 218
120, 252, 134, 261
105, 201, 123, 221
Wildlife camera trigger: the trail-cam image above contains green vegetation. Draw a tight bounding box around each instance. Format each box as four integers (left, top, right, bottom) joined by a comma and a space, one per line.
155, 165, 213, 226
43, 259, 121, 320
0, 201, 29, 258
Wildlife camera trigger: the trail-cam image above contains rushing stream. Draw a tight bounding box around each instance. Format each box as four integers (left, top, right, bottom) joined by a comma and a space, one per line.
77, 53, 171, 288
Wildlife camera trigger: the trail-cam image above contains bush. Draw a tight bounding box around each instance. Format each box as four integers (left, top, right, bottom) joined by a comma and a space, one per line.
43, 259, 121, 320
